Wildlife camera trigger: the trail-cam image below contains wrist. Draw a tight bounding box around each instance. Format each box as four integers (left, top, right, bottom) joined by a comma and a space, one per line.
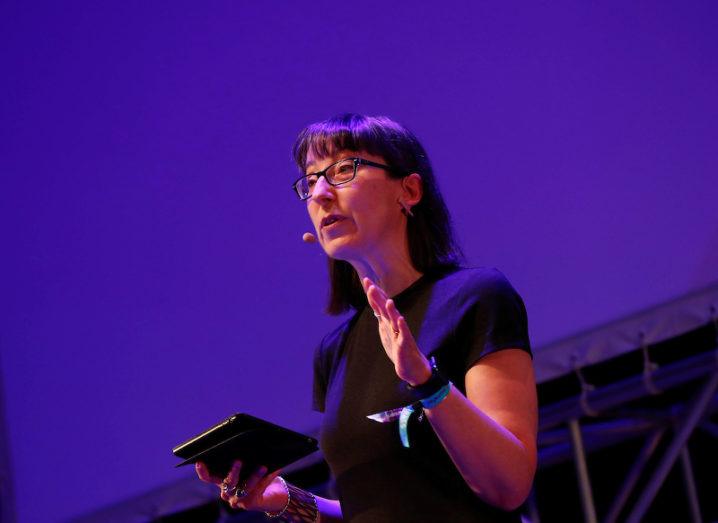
405, 357, 448, 399
406, 363, 432, 387
419, 382, 452, 409
264, 478, 318, 522
264, 477, 290, 516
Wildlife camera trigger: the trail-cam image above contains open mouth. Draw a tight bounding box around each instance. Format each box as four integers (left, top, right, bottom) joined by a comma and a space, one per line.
321, 215, 344, 228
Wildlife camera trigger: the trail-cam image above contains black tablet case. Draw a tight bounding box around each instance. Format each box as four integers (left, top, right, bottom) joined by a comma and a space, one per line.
173, 413, 318, 477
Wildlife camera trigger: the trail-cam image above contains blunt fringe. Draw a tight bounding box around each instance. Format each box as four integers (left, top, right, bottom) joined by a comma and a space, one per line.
292, 113, 463, 314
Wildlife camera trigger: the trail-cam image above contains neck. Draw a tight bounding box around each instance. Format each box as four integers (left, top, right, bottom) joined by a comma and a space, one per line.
349, 249, 422, 298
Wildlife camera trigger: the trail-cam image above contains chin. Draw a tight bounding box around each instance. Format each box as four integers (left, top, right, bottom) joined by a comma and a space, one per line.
320, 235, 361, 262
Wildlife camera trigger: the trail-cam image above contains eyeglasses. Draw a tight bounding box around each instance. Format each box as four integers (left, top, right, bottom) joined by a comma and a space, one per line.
291, 157, 397, 200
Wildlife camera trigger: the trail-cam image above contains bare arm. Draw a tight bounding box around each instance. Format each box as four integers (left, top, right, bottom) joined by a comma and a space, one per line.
363, 278, 537, 511
424, 349, 538, 510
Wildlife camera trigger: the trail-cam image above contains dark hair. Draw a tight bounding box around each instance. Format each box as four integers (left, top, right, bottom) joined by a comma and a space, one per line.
292, 113, 462, 314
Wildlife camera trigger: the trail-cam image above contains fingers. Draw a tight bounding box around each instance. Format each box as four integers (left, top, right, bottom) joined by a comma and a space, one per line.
220, 460, 243, 502
363, 278, 389, 318
243, 465, 267, 493
360, 276, 373, 294
362, 277, 387, 302
195, 461, 223, 485
198, 459, 282, 512
362, 277, 407, 339
367, 288, 389, 320
385, 299, 402, 336
234, 468, 281, 509
396, 315, 410, 338
230, 465, 280, 510
366, 285, 386, 316
257, 469, 282, 494
360, 278, 429, 384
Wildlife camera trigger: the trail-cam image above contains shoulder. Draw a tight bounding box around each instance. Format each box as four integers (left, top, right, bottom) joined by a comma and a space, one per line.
313, 312, 359, 363
433, 266, 521, 305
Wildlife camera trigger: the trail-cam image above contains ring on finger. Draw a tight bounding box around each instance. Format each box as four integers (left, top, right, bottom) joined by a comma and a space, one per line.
235, 486, 248, 498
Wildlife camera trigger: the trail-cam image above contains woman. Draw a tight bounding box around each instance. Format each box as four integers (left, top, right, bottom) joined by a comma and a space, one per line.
197, 114, 537, 522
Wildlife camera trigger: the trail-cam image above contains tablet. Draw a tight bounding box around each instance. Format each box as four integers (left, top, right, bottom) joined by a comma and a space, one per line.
172, 413, 319, 478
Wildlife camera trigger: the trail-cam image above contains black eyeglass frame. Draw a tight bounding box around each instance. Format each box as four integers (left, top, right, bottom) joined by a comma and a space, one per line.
291, 157, 401, 200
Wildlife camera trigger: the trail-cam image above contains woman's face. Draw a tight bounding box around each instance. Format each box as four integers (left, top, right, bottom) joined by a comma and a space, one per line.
305, 149, 407, 264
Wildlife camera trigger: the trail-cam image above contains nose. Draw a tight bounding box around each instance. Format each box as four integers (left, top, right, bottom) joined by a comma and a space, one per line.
309, 175, 334, 205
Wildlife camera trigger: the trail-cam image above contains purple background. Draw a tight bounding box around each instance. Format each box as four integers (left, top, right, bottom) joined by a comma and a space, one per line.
2, 2, 717, 521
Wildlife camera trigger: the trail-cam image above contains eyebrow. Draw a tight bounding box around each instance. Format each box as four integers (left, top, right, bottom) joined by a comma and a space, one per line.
304, 153, 351, 174
304, 158, 331, 174
305, 149, 343, 172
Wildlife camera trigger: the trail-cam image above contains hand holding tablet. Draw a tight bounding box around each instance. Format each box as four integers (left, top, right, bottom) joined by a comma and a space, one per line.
172, 413, 318, 479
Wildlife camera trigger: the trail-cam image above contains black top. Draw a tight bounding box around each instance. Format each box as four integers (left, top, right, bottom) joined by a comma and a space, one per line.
313, 267, 531, 523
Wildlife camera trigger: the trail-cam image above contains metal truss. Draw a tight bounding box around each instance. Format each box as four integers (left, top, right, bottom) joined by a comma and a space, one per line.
530, 348, 718, 523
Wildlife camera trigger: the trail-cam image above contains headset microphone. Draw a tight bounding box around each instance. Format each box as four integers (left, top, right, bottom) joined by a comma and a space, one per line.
302, 232, 317, 243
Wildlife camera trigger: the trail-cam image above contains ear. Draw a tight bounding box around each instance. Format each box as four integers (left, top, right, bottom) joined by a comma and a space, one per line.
400, 173, 423, 207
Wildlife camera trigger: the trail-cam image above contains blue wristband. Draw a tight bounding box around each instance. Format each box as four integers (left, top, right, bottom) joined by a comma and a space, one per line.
420, 382, 452, 409
399, 404, 416, 448
398, 382, 452, 448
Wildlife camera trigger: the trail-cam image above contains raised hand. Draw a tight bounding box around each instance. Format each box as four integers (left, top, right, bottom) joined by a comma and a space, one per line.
362, 277, 432, 386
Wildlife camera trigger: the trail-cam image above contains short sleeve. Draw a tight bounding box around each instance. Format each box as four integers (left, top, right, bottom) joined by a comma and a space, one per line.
310, 314, 358, 413
459, 269, 531, 372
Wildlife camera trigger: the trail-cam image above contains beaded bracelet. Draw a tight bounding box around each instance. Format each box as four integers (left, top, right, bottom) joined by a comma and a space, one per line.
264, 477, 318, 522
264, 477, 290, 519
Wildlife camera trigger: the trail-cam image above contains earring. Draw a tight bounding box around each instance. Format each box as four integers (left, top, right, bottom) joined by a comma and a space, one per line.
399, 199, 414, 217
